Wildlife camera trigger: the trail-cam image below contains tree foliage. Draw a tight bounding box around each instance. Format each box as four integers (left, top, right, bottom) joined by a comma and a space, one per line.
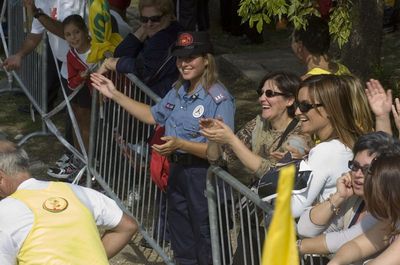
238, 0, 353, 48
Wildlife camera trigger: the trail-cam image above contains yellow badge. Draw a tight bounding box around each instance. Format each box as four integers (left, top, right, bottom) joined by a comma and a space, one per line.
42, 197, 69, 213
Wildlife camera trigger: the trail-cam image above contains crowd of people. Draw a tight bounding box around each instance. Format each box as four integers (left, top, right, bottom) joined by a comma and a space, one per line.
2, 0, 400, 264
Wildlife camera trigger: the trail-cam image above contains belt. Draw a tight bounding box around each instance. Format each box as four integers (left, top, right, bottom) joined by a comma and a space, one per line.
168, 153, 209, 166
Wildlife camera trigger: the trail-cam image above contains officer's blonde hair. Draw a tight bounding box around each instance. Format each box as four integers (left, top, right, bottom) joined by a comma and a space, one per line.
201, 53, 218, 90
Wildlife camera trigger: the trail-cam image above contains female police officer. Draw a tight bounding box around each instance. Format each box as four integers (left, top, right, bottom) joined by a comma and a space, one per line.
91, 31, 235, 265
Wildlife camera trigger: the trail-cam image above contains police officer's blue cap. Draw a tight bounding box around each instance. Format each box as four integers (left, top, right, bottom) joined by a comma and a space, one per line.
171, 31, 214, 57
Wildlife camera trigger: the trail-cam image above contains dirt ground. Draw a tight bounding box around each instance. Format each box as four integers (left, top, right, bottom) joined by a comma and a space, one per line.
1, 21, 400, 264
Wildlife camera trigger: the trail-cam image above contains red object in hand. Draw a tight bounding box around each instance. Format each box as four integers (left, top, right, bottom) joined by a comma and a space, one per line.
148, 125, 169, 191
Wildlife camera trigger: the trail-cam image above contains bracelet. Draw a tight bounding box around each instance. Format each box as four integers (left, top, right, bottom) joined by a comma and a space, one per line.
327, 194, 340, 215
296, 239, 303, 253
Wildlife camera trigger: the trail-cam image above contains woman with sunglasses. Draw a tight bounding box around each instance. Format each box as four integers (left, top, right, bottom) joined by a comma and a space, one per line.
289, 74, 373, 217
97, 0, 183, 97
328, 152, 400, 265
202, 74, 372, 218
297, 132, 400, 258
201, 71, 313, 187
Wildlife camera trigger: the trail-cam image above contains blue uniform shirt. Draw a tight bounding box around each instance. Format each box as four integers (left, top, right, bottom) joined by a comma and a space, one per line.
151, 81, 235, 145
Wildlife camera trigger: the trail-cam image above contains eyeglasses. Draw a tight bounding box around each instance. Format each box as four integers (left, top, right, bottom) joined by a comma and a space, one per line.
139, 15, 163, 23
297, 101, 324, 113
348, 160, 371, 176
257, 89, 288, 98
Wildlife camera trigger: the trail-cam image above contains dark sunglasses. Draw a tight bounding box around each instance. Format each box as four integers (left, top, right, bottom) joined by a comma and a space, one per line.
139, 15, 163, 23
257, 89, 288, 98
348, 160, 371, 176
297, 101, 324, 113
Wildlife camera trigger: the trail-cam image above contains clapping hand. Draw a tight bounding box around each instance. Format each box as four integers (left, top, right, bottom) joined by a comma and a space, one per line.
200, 118, 234, 145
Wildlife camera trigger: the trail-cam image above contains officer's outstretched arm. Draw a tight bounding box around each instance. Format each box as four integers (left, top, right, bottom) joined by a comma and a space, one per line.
91, 73, 156, 124
101, 213, 138, 258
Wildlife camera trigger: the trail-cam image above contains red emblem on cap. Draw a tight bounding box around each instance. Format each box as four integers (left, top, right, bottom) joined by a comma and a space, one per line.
178, 33, 193, 47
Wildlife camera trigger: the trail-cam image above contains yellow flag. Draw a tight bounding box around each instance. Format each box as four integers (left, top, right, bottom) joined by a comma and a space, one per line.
261, 164, 299, 265
87, 0, 123, 63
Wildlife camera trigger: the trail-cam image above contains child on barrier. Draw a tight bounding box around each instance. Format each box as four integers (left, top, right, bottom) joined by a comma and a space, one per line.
47, 15, 93, 179
297, 131, 400, 256
91, 31, 235, 265
327, 153, 400, 265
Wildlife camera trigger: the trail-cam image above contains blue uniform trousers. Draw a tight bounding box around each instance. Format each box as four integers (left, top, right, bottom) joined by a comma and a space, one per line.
167, 162, 212, 265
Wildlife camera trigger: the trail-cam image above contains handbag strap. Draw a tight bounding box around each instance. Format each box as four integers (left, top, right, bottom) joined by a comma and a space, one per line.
273, 118, 299, 152
145, 44, 174, 86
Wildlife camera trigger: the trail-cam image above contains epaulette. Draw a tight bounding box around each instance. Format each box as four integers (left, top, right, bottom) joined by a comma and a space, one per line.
208, 83, 229, 104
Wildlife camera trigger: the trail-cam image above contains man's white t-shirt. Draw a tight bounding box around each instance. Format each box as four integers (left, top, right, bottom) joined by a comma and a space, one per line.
0, 178, 123, 265
31, 0, 85, 78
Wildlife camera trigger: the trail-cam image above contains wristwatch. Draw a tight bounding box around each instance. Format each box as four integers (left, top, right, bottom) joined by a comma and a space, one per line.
33, 8, 46, 19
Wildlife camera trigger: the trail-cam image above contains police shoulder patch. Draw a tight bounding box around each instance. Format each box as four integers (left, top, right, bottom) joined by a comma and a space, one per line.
208, 83, 229, 104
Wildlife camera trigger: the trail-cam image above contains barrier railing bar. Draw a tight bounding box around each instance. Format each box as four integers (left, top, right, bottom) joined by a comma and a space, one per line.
89, 168, 175, 265
206, 168, 222, 265
209, 166, 272, 213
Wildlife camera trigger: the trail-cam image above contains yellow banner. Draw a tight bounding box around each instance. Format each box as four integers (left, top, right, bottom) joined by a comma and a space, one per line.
87, 0, 123, 63
262, 164, 299, 265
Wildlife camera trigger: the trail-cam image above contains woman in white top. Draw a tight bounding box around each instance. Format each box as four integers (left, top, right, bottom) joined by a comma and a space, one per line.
291, 74, 371, 217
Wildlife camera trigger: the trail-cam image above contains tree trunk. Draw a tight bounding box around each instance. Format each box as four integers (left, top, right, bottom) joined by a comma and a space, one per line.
340, 0, 384, 82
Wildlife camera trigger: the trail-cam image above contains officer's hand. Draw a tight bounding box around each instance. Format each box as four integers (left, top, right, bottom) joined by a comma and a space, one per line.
90, 73, 117, 99
152, 136, 181, 155
2, 55, 22, 71
200, 119, 233, 144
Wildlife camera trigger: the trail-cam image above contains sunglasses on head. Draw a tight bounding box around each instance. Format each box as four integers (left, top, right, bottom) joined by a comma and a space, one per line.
257, 89, 288, 98
297, 101, 324, 113
140, 15, 163, 23
348, 160, 371, 176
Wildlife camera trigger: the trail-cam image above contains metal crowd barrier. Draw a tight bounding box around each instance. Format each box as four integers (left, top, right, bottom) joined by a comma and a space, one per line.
1, 0, 89, 182
1, 0, 49, 143
206, 165, 330, 265
87, 71, 175, 264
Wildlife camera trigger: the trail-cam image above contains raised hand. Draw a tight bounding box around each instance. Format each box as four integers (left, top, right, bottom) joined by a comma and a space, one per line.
90, 73, 117, 99
366, 79, 392, 117
392, 98, 400, 138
